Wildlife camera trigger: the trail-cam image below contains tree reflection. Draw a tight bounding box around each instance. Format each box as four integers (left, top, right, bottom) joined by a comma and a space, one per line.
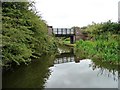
89, 60, 118, 81
3, 55, 55, 88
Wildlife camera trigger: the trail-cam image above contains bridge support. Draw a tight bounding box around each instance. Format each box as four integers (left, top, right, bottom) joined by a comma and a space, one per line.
70, 36, 74, 44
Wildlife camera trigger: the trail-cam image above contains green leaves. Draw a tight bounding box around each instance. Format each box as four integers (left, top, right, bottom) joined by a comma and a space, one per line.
85, 21, 120, 35
76, 39, 118, 63
75, 21, 119, 65
2, 2, 58, 66
3, 42, 32, 65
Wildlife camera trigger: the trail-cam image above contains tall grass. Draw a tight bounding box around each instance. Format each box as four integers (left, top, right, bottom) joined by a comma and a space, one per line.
75, 21, 119, 65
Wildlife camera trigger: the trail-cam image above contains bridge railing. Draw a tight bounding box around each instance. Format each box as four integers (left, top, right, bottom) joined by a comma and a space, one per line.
53, 28, 75, 35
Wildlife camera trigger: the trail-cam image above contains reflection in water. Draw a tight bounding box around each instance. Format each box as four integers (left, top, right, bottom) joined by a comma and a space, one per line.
45, 47, 118, 88
55, 47, 82, 64
2, 46, 118, 88
2, 55, 55, 88
55, 47, 118, 79
46, 59, 118, 88
89, 61, 118, 82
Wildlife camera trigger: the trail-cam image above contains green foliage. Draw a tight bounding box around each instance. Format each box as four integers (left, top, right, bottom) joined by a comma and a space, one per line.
85, 21, 120, 34
75, 21, 119, 65
63, 38, 70, 44
2, 2, 58, 66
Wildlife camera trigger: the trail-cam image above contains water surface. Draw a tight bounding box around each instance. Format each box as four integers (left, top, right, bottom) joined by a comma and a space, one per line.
3, 46, 118, 88
45, 59, 118, 88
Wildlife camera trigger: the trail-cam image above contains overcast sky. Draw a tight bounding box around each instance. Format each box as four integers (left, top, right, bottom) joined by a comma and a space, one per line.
34, 0, 119, 28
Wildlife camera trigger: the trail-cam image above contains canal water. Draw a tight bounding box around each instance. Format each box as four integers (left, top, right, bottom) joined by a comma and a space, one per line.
2, 46, 118, 88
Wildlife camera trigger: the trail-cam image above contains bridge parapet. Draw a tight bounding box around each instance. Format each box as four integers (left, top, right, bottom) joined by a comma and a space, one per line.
53, 28, 75, 35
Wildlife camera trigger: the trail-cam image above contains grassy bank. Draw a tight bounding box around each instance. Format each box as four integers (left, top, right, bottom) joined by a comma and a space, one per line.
75, 21, 119, 65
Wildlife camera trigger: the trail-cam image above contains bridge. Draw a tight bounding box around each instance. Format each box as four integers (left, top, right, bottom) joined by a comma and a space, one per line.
53, 28, 75, 36
53, 28, 75, 44
54, 55, 75, 64
54, 51, 83, 64
54, 54, 84, 64
48, 26, 76, 44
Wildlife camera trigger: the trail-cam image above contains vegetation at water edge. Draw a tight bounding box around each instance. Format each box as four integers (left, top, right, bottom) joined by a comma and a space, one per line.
75, 21, 119, 65
2, 1, 58, 67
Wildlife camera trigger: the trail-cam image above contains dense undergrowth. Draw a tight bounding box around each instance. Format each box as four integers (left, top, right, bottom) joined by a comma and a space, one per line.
75, 21, 120, 65
2, 2, 58, 66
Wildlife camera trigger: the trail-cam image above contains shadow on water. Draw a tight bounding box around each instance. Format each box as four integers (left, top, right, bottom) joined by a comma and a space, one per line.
2, 55, 55, 88
2, 45, 118, 88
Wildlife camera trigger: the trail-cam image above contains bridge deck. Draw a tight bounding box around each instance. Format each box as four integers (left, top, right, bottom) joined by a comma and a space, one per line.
53, 28, 75, 36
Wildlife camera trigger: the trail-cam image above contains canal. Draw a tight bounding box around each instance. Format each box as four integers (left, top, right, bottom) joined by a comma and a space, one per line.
2, 46, 118, 88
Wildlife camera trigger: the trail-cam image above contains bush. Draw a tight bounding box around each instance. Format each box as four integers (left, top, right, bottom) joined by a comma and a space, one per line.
75, 21, 119, 65
2, 2, 58, 66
